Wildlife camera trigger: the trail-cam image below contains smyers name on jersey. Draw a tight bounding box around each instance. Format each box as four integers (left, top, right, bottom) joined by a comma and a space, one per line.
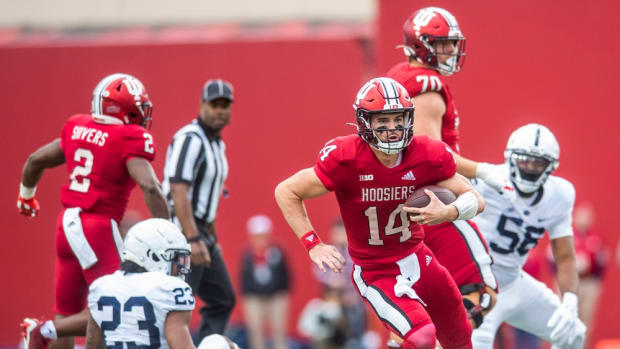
361, 186, 416, 202
70, 125, 108, 147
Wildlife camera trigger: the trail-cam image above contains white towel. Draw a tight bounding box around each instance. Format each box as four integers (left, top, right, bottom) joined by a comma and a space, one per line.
394, 252, 426, 306
62, 207, 98, 269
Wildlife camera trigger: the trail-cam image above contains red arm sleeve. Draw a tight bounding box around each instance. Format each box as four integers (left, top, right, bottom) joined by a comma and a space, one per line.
425, 137, 457, 181
312, 139, 342, 191
123, 126, 156, 163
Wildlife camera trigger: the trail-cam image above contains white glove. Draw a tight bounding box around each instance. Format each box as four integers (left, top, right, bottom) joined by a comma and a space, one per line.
476, 163, 517, 203
547, 292, 579, 347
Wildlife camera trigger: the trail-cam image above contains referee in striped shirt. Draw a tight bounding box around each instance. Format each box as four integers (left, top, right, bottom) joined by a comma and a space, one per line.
162, 79, 236, 340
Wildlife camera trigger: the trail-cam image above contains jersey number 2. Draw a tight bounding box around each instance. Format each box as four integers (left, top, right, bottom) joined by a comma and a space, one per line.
69, 148, 94, 193
98, 296, 161, 349
365, 204, 411, 245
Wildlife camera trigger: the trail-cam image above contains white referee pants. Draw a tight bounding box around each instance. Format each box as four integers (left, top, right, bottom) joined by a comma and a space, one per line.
472, 270, 586, 349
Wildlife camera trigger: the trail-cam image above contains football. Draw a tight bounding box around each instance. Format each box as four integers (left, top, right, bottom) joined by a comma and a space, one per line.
405, 185, 457, 210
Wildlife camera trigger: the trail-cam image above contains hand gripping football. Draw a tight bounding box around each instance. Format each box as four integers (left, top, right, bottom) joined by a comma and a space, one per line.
405, 185, 457, 210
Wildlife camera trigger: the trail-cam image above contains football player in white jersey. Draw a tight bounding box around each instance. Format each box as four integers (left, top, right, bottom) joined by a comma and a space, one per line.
85, 218, 195, 349
470, 124, 586, 349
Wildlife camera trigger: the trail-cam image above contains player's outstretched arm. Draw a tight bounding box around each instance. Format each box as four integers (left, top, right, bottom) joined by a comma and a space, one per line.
21, 138, 66, 186
413, 92, 512, 197
126, 157, 170, 219
85, 311, 104, 349
406, 173, 484, 225
165, 310, 196, 349
547, 235, 581, 346
18, 138, 65, 217
169, 182, 211, 266
551, 236, 579, 295
275, 168, 345, 273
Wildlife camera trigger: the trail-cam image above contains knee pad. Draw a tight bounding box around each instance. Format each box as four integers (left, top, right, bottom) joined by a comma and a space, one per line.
460, 283, 494, 328
403, 323, 436, 349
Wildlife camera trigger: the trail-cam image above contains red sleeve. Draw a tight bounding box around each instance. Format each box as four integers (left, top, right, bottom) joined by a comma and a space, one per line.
312, 139, 342, 191
123, 126, 156, 163
425, 137, 457, 181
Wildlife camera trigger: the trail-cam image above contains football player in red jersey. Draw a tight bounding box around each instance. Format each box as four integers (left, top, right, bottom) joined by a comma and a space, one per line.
387, 7, 505, 337
17, 73, 169, 349
275, 77, 485, 349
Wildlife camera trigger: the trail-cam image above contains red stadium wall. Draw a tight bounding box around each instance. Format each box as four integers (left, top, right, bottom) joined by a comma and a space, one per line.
0, 38, 367, 345
377, 1, 620, 347
1, 0, 619, 347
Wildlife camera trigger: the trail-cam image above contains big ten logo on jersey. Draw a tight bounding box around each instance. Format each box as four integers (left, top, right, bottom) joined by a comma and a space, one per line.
71, 125, 108, 147
416, 75, 442, 93
320, 140, 337, 162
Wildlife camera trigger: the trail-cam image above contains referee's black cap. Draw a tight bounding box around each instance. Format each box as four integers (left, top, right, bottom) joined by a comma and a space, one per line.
201, 79, 234, 102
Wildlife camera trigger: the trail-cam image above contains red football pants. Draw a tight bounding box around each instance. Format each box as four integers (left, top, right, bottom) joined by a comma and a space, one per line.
352, 244, 472, 349
424, 220, 497, 290
55, 209, 122, 315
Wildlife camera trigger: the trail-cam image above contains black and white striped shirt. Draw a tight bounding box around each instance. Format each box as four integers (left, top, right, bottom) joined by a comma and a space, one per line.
162, 119, 229, 224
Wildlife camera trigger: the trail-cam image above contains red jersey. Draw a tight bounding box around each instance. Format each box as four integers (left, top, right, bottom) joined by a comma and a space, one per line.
313, 134, 456, 268
59, 114, 156, 223
387, 62, 461, 152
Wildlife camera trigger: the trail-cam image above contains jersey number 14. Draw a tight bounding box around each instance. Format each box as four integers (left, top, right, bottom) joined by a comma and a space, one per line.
365, 204, 411, 245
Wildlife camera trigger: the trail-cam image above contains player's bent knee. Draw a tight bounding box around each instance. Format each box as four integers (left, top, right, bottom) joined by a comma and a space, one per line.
403, 323, 436, 349
461, 284, 497, 328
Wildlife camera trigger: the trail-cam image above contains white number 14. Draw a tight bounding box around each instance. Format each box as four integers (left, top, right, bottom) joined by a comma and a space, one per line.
365, 204, 411, 245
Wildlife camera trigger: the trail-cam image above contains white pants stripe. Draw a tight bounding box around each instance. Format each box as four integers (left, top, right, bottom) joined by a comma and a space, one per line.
110, 218, 123, 261
353, 265, 413, 337
62, 207, 98, 269
452, 220, 497, 290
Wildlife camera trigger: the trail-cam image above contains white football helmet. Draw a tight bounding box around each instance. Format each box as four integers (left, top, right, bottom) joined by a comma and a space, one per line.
198, 334, 240, 349
123, 218, 191, 279
504, 123, 559, 194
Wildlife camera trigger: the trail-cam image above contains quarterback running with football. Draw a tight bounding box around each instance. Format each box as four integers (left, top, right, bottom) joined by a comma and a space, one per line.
471, 124, 586, 349
275, 77, 485, 349
387, 7, 505, 333
19, 74, 169, 349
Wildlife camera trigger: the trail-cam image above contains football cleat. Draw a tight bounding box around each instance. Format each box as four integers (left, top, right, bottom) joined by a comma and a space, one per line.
21, 318, 50, 349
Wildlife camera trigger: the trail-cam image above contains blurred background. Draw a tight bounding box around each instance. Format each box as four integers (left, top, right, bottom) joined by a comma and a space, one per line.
1, 0, 619, 348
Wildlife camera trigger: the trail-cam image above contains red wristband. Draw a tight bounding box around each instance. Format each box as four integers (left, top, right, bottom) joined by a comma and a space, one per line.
300, 231, 322, 252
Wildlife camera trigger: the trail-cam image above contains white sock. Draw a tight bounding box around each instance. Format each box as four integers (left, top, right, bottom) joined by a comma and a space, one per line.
39, 321, 57, 340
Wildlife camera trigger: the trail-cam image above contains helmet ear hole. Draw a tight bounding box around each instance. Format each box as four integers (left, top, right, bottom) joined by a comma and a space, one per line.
152, 254, 160, 262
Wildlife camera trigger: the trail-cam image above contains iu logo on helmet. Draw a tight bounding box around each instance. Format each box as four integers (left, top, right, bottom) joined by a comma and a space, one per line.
122, 77, 146, 101
413, 8, 436, 30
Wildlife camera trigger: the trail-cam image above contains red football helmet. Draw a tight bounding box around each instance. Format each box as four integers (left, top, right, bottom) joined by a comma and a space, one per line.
353, 77, 414, 154
91, 73, 153, 129
400, 7, 466, 76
